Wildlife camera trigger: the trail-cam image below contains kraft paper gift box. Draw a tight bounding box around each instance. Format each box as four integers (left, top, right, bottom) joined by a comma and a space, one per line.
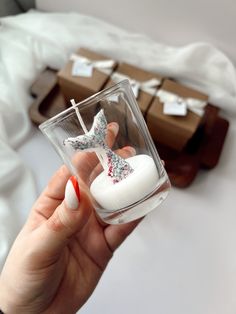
58, 48, 117, 103
146, 79, 209, 151
104, 62, 162, 116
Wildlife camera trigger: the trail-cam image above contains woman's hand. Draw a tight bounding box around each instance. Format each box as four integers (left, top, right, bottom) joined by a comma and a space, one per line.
0, 123, 141, 314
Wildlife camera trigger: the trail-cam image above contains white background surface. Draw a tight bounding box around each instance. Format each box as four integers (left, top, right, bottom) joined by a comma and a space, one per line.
3, 6, 235, 314
18, 116, 236, 314
37, 0, 236, 65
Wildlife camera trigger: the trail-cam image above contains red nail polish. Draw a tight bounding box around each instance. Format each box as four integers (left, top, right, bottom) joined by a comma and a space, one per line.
65, 176, 80, 210
70, 176, 80, 201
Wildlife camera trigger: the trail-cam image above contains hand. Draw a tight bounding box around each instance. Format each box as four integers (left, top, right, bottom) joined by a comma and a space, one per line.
0, 123, 141, 314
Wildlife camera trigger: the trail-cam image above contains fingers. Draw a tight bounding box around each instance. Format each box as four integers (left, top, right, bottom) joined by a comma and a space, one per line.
30, 165, 71, 221
31, 122, 119, 219
42, 165, 71, 201
106, 122, 119, 148
39, 176, 92, 252
115, 146, 136, 158
104, 218, 143, 252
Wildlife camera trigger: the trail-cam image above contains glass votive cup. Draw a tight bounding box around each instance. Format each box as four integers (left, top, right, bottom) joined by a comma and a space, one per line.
39, 79, 171, 224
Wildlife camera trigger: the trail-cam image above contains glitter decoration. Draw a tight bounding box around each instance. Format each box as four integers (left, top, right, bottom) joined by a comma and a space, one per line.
64, 109, 134, 183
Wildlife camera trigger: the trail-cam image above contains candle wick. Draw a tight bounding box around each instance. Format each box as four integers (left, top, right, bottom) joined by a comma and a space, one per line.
70, 99, 88, 133
70, 99, 106, 170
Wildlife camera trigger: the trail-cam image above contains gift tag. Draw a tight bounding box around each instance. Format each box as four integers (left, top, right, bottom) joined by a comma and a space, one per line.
130, 81, 140, 98
163, 101, 187, 116
72, 60, 93, 77
108, 94, 119, 103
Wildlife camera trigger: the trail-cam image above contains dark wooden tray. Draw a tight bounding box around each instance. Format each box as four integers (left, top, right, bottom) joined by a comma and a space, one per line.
29, 68, 229, 188
29, 69, 68, 124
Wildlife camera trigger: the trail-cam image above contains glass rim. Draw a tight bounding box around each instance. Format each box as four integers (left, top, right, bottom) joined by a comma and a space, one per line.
39, 79, 131, 131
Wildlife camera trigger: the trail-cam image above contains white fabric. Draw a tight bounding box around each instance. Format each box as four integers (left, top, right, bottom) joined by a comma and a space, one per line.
0, 11, 236, 313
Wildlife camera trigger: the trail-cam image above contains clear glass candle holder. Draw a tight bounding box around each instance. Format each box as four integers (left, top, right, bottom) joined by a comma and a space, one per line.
39, 80, 171, 224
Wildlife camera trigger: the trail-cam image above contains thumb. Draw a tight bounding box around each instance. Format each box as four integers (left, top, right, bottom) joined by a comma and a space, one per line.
39, 176, 92, 252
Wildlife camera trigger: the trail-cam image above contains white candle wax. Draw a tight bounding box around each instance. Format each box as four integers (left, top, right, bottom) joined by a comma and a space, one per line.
90, 154, 159, 210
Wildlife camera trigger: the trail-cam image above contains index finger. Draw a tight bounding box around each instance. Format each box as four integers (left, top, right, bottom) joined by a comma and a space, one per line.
30, 165, 71, 221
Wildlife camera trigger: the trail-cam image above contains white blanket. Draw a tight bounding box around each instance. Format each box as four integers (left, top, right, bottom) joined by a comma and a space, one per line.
0, 10, 236, 269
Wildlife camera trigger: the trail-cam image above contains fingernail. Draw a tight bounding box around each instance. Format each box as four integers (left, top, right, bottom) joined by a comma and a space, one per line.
65, 176, 80, 210
124, 146, 136, 156
108, 122, 119, 137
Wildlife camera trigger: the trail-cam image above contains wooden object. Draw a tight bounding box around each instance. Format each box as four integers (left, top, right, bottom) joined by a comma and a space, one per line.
29, 68, 229, 188
147, 79, 209, 151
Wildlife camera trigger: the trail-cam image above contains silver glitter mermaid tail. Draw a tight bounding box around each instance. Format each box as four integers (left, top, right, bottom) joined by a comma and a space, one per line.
64, 109, 134, 183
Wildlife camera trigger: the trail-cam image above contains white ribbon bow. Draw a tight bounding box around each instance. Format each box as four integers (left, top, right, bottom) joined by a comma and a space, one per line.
111, 72, 161, 98
70, 53, 116, 75
157, 89, 207, 116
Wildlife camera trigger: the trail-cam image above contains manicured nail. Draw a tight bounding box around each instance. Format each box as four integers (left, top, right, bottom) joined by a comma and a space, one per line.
65, 176, 80, 210
108, 122, 119, 137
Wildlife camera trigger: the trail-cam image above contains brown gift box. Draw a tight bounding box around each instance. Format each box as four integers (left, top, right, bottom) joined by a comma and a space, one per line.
104, 62, 162, 115
58, 48, 117, 103
146, 79, 208, 151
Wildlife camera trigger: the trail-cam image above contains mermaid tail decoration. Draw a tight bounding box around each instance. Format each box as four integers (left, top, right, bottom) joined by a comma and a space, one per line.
64, 109, 134, 183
